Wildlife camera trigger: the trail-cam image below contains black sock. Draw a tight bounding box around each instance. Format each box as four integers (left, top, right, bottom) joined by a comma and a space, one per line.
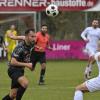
2, 94, 12, 100
40, 68, 46, 82
16, 86, 26, 100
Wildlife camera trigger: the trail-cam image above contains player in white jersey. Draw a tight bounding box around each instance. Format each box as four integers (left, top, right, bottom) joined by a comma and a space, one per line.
74, 40, 100, 100
81, 19, 100, 80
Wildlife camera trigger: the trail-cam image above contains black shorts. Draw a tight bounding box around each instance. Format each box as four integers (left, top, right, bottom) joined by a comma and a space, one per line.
8, 67, 24, 89
31, 51, 46, 69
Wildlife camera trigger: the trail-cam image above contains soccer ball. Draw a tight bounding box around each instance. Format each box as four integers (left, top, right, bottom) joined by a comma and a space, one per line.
46, 4, 59, 17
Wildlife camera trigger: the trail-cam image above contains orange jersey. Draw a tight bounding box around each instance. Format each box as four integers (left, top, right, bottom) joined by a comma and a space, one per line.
35, 32, 50, 52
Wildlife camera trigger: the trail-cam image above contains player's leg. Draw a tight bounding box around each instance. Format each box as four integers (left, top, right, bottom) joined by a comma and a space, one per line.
39, 52, 46, 85
2, 67, 18, 100
7, 51, 12, 62
30, 51, 37, 71
2, 80, 18, 100
85, 56, 95, 75
16, 76, 29, 100
2, 94, 12, 100
9, 88, 17, 99
2, 94, 14, 100
6, 52, 12, 68
7, 67, 27, 100
84, 47, 95, 80
74, 77, 100, 100
74, 82, 89, 100
84, 56, 95, 80
39, 63, 46, 84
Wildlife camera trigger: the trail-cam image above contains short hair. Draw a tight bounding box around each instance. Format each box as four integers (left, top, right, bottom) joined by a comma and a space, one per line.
41, 24, 48, 28
92, 19, 99, 22
25, 29, 35, 35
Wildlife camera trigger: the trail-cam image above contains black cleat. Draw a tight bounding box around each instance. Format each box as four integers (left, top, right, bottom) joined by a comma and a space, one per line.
38, 80, 45, 85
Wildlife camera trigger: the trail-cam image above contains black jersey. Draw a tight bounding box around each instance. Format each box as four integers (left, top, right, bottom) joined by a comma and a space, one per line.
9, 41, 35, 68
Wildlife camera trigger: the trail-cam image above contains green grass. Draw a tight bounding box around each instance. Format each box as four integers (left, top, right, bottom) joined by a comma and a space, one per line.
0, 60, 100, 100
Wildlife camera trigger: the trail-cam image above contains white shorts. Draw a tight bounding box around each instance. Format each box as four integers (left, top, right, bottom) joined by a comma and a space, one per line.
85, 45, 97, 57
85, 76, 100, 92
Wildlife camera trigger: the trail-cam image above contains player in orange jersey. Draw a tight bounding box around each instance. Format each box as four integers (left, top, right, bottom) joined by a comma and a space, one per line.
31, 24, 53, 85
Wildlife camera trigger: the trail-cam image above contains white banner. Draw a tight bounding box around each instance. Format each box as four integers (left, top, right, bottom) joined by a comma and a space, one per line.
0, 47, 6, 58
86, 0, 100, 11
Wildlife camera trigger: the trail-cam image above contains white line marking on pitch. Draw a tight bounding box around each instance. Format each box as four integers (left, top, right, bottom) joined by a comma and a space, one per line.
0, 86, 75, 90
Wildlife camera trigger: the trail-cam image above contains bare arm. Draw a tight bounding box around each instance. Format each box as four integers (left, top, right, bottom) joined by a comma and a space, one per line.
10, 57, 32, 70
47, 36, 53, 50
8, 34, 25, 40
47, 44, 53, 50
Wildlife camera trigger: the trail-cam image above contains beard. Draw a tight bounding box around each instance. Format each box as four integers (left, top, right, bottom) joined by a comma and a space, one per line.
93, 25, 98, 28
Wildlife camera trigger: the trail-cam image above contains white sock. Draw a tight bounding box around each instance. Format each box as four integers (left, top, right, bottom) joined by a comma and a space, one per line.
85, 66, 89, 74
74, 90, 83, 100
88, 64, 92, 72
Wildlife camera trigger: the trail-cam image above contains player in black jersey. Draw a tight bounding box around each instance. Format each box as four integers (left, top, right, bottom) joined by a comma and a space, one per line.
2, 29, 36, 100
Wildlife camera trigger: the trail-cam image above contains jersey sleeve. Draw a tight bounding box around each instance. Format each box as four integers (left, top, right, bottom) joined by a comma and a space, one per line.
12, 46, 24, 59
81, 28, 88, 41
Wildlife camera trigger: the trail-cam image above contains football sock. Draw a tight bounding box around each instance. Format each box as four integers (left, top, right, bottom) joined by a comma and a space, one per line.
40, 68, 46, 82
88, 64, 92, 72
74, 90, 83, 100
2, 94, 13, 100
16, 86, 26, 100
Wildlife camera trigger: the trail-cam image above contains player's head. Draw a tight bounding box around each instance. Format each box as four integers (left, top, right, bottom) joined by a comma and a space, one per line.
41, 24, 48, 34
25, 29, 36, 45
92, 19, 99, 28
10, 24, 16, 30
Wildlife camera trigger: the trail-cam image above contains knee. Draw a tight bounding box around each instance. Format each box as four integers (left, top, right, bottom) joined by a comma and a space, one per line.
22, 80, 29, 88
89, 56, 94, 61
41, 63, 46, 69
10, 91, 17, 99
75, 86, 80, 91
75, 85, 86, 93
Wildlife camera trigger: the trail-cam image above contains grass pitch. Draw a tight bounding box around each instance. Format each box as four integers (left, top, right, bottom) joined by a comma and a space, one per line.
0, 60, 100, 100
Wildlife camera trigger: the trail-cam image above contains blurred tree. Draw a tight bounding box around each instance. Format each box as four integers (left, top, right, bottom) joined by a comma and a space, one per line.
41, 11, 100, 40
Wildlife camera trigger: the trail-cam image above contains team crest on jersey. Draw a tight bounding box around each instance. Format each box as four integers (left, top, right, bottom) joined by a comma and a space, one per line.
24, 54, 31, 62
24, 51, 28, 54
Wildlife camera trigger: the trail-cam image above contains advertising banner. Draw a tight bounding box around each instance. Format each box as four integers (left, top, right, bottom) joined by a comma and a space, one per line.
0, 0, 99, 12
0, 47, 6, 59
0, 40, 90, 60
46, 40, 88, 60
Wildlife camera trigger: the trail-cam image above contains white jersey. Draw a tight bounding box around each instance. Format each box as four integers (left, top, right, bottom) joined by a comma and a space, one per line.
81, 27, 100, 48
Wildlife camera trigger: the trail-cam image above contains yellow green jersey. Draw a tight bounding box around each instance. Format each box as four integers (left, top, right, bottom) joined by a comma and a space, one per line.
5, 29, 18, 61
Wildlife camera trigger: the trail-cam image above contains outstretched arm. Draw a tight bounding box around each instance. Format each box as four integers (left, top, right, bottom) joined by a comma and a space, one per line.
8, 33, 25, 40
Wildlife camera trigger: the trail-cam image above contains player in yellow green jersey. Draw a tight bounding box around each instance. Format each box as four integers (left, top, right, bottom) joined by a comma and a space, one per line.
4, 24, 18, 61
